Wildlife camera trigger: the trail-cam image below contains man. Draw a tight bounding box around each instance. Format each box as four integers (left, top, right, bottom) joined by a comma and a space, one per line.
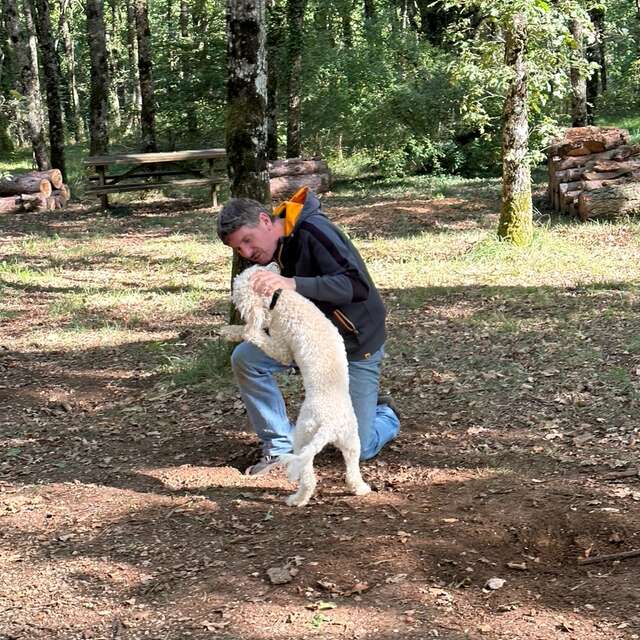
217, 187, 399, 475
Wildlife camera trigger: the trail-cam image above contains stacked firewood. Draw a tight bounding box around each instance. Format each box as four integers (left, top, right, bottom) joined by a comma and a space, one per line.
0, 169, 71, 213
269, 158, 331, 200
548, 126, 640, 220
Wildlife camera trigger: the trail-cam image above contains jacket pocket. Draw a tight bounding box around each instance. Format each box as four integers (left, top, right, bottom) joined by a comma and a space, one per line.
332, 309, 359, 335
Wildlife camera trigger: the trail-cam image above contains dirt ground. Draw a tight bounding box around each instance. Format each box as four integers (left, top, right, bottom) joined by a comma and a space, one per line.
1, 193, 640, 640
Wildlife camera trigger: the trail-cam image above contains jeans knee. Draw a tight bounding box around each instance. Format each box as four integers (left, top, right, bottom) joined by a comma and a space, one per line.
231, 343, 250, 379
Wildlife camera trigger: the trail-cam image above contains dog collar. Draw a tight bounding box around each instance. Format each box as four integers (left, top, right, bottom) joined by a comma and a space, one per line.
269, 288, 283, 310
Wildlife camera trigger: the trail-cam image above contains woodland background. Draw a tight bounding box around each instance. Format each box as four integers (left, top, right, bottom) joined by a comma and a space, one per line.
2, 0, 639, 184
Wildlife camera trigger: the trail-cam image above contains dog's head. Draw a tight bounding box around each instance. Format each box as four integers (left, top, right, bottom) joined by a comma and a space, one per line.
231, 262, 280, 334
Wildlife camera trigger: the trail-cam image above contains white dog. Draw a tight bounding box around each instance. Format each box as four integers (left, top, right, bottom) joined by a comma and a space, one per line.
227, 263, 371, 507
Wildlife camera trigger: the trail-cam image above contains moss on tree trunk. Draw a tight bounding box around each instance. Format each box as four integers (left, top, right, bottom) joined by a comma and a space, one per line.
498, 10, 533, 247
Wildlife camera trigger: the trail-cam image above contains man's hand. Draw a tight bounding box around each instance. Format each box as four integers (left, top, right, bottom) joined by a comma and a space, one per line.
250, 271, 296, 297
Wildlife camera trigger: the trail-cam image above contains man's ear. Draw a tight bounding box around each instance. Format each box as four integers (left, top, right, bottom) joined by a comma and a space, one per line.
258, 211, 272, 227
265, 262, 280, 274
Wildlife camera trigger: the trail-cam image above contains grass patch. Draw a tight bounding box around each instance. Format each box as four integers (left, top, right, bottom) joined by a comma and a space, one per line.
163, 339, 234, 388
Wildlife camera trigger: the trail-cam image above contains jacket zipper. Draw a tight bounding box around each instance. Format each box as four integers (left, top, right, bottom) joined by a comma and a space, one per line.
333, 309, 359, 335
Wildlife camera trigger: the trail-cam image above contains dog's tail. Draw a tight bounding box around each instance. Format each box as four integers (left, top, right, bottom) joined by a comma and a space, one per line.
280, 427, 333, 482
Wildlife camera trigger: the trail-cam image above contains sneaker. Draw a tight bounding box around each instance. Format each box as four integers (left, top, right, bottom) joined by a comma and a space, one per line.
244, 455, 282, 476
377, 395, 400, 421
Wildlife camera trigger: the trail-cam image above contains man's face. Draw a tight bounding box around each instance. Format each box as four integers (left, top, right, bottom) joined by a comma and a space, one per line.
226, 212, 279, 265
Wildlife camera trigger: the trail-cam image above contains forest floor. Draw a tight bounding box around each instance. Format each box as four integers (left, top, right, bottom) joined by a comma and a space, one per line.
1, 179, 640, 640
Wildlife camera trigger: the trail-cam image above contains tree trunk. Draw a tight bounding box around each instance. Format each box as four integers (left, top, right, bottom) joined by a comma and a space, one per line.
498, 11, 532, 246
125, 0, 142, 133
134, 0, 157, 152
569, 18, 587, 128
179, 0, 189, 36
106, 0, 122, 131
85, 0, 110, 156
266, 0, 284, 160
58, 0, 84, 142
32, 0, 67, 181
341, 0, 353, 49
363, 0, 376, 22
5, 0, 49, 169
226, 0, 272, 319
586, 6, 606, 124
285, 0, 306, 158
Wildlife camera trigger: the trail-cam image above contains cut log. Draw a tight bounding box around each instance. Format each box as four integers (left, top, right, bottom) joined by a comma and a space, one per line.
583, 168, 632, 182
553, 145, 640, 172
268, 159, 329, 179
582, 171, 640, 192
0, 175, 52, 197
28, 169, 63, 189
554, 126, 629, 157
270, 172, 331, 200
554, 167, 587, 184
578, 182, 640, 220
17, 193, 49, 211
0, 196, 20, 214
51, 185, 70, 208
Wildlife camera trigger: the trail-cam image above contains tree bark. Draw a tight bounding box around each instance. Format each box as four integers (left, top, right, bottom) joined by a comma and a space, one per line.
268, 158, 329, 177
578, 183, 640, 220
226, 0, 272, 319
179, 0, 189, 36
0, 196, 21, 214
498, 11, 532, 246
125, 0, 142, 133
569, 18, 587, 128
340, 0, 353, 49
134, 0, 157, 152
270, 172, 330, 200
85, 0, 110, 156
106, 0, 122, 131
0, 175, 52, 196
586, 7, 606, 124
285, 0, 306, 158
58, 0, 84, 142
32, 0, 67, 181
266, 0, 284, 161
5, 0, 49, 169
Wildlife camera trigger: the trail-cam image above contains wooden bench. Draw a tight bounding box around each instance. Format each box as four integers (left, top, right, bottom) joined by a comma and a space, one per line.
83, 148, 227, 209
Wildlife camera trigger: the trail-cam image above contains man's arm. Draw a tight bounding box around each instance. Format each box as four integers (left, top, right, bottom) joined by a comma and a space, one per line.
293, 223, 371, 305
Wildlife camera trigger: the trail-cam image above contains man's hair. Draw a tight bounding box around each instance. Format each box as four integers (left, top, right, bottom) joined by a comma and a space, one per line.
217, 198, 269, 243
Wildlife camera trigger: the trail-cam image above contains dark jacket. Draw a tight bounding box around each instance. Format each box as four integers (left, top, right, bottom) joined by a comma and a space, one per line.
273, 188, 386, 361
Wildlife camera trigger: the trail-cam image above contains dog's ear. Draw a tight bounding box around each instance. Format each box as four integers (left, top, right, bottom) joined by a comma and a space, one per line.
265, 262, 280, 275
243, 299, 266, 337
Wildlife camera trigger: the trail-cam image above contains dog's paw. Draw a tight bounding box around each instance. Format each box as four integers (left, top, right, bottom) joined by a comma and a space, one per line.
243, 328, 265, 346
216, 325, 245, 342
285, 493, 310, 508
351, 482, 371, 496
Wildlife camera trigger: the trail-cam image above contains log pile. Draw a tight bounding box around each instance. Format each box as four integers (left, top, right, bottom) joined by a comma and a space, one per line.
548, 127, 640, 220
269, 158, 331, 200
0, 169, 71, 214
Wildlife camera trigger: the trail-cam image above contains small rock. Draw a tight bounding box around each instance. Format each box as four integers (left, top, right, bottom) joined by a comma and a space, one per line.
485, 577, 506, 591
267, 567, 293, 585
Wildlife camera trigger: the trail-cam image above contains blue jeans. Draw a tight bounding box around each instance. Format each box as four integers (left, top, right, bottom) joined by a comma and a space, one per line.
231, 342, 400, 460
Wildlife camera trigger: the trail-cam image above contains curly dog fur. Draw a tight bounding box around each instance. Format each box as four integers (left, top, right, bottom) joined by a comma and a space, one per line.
230, 263, 371, 507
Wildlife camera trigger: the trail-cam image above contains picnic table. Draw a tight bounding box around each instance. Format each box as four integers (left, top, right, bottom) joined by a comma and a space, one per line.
83, 148, 227, 209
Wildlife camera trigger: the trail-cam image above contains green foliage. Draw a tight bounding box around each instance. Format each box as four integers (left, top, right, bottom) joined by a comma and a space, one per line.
2, 0, 638, 181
